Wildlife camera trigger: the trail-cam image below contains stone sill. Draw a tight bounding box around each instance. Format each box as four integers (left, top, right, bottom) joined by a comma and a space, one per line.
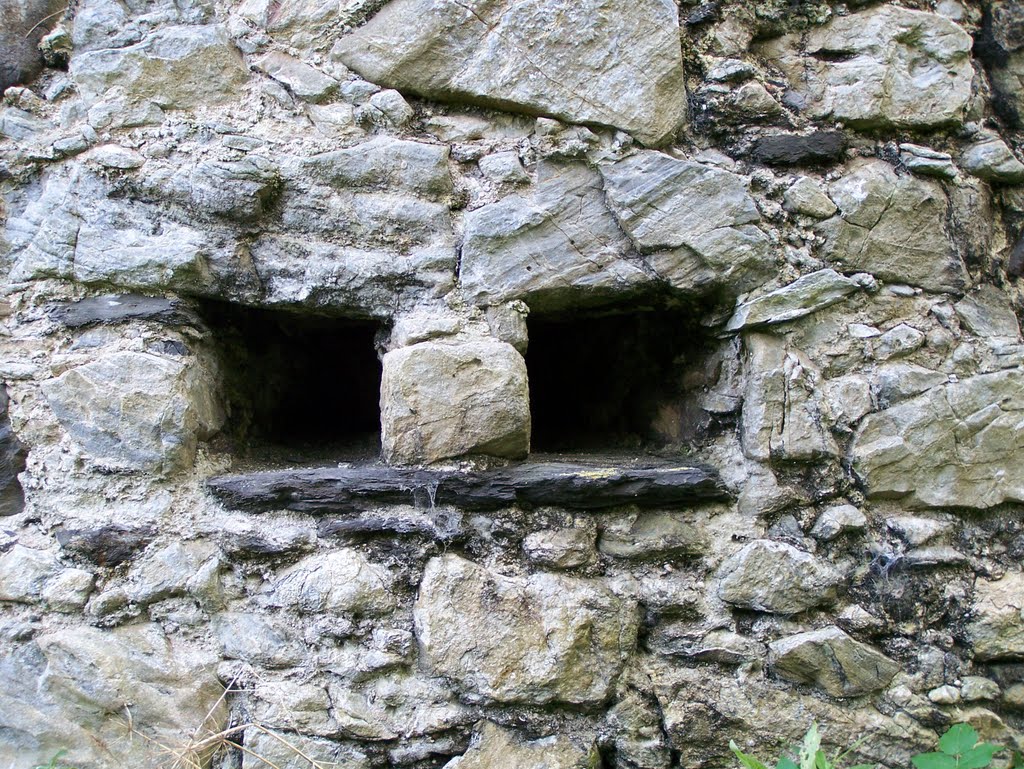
207, 456, 727, 515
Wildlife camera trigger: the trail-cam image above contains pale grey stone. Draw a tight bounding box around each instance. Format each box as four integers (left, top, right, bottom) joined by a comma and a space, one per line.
332, 0, 687, 146
261, 549, 397, 616
726, 270, 863, 331
86, 144, 145, 169
599, 512, 707, 560
523, 527, 597, 569
851, 370, 1024, 508
885, 516, 951, 547
824, 374, 873, 425
969, 572, 1024, 661
214, 612, 304, 667
769, 626, 899, 697
871, 363, 947, 406
741, 334, 839, 463
955, 285, 1022, 341
126, 541, 216, 605
810, 504, 867, 541
243, 729, 370, 769
903, 546, 967, 568
0, 624, 226, 769
414, 554, 639, 705
874, 324, 925, 361
252, 680, 338, 737
961, 135, 1024, 184
727, 81, 782, 120
600, 150, 772, 295
41, 351, 222, 474
717, 540, 842, 614
0, 545, 58, 603
256, 51, 338, 103
359, 88, 416, 128
783, 177, 838, 219
445, 721, 599, 769
0, 106, 52, 140
460, 163, 651, 309
818, 160, 967, 293
605, 683, 672, 769
303, 136, 453, 200
647, 624, 763, 664
70, 24, 248, 110
40, 568, 95, 612
899, 144, 957, 180
479, 151, 530, 186
380, 339, 530, 464
762, 5, 972, 129
961, 677, 1000, 702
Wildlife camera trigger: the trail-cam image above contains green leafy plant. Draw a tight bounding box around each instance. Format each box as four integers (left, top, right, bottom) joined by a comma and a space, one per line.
731, 723, 874, 769
911, 724, 1002, 769
31, 750, 78, 769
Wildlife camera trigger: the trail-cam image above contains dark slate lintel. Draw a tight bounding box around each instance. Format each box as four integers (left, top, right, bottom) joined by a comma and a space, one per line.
49, 294, 198, 328
207, 458, 728, 515
751, 131, 847, 167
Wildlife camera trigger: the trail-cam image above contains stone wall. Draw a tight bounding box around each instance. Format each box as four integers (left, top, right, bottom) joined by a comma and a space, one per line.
2, 1, 1024, 768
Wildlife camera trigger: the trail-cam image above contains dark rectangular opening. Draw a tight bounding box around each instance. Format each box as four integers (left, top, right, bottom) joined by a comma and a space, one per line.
199, 301, 383, 464
526, 307, 711, 453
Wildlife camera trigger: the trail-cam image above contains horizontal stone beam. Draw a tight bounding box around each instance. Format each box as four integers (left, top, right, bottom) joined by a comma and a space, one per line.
207, 458, 728, 515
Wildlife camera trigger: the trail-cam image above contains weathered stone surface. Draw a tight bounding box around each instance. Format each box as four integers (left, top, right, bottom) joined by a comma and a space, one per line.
260, 550, 397, 616
414, 554, 639, 705
523, 527, 597, 569
717, 540, 842, 614
70, 24, 248, 110
0, 0, 67, 90
460, 163, 650, 309
900, 143, 957, 180
333, 0, 686, 146
762, 5, 973, 129
55, 524, 157, 567
242, 729, 370, 769
769, 626, 899, 698
0, 545, 59, 603
969, 572, 1024, 661
851, 369, 1024, 509
256, 51, 338, 103
741, 334, 838, 463
41, 351, 222, 473
381, 339, 530, 464
599, 512, 707, 560
955, 285, 1022, 341
208, 459, 728, 514
214, 612, 304, 667
783, 177, 838, 219
49, 294, 196, 328
961, 135, 1024, 184
751, 131, 846, 167
0, 387, 26, 517
445, 721, 599, 769
600, 150, 772, 295
817, 160, 966, 293
726, 270, 863, 331
0, 624, 226, 769
810, 504, 867, 542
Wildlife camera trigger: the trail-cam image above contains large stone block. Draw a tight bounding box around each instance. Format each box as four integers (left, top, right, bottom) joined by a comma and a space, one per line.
851, 370, 1024, 509
414, 554, 639, 705
816, 159, 967, 294
41, 351, 222, 474
333, 0, 687, 146
716, 540, 842, 614
444, 721, 599, 769
969, 572, 1024, 661
380, 340, 530, 464
762, 5, 972, 130
70, 24, 248, 110
260, 550, 398, 616
769, 626, 899, 698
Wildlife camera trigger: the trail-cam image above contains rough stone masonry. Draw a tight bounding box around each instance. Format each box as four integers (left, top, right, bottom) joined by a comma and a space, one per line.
2, 0, 1024, 768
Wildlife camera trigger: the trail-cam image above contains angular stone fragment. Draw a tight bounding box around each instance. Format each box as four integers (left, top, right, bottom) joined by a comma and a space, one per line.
955, 285, 1022, 341
851, 370, 1024, 508
899, 144, 957, 180
136, 156, 282, 222
0, 545, 59, 603
214, 612, 304, 667
445, 721, 599, 769
726, 269, 863, 331
333, 0, 687, 146
41, 351, 222, 474
961, 135, 1024, 184
969, 572, 1024, 661
70, 24, 248, 110
381, 339, 530, 464
256, 51, 338, 103
751, 131, 846, 167
600, 150, 772, 295
810, 504, 867, 542
817, 160, 967, 293
303, 136, 453, 200
0, 624, 226, 769
460, 163, 650, 309
717, 540, 842, 614
783, 177, 837, 219
56, 524, 156, 567
741, 334, 838, 463
414, 554, 639, 705
761, 6, 972, 129
769, 626, 899, 697
523, 527, 597, 569
599, 512, 707, 560
261, 550, 397, 616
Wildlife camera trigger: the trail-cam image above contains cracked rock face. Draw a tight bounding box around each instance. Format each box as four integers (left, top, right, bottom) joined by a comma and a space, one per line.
769, 626, 900, 698
716, 540, 842, 614
414, 554, 640, 705
333, 0, 687, 146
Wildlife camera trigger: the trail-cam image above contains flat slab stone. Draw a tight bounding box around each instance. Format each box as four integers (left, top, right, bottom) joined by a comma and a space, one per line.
207, 457, 727, 514
49, 294, 197, 328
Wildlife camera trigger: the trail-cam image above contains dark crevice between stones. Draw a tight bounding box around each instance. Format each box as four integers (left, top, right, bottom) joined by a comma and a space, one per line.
196, 300, 385, 466
526, 300, 718, 453
0, 386, 26, 517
